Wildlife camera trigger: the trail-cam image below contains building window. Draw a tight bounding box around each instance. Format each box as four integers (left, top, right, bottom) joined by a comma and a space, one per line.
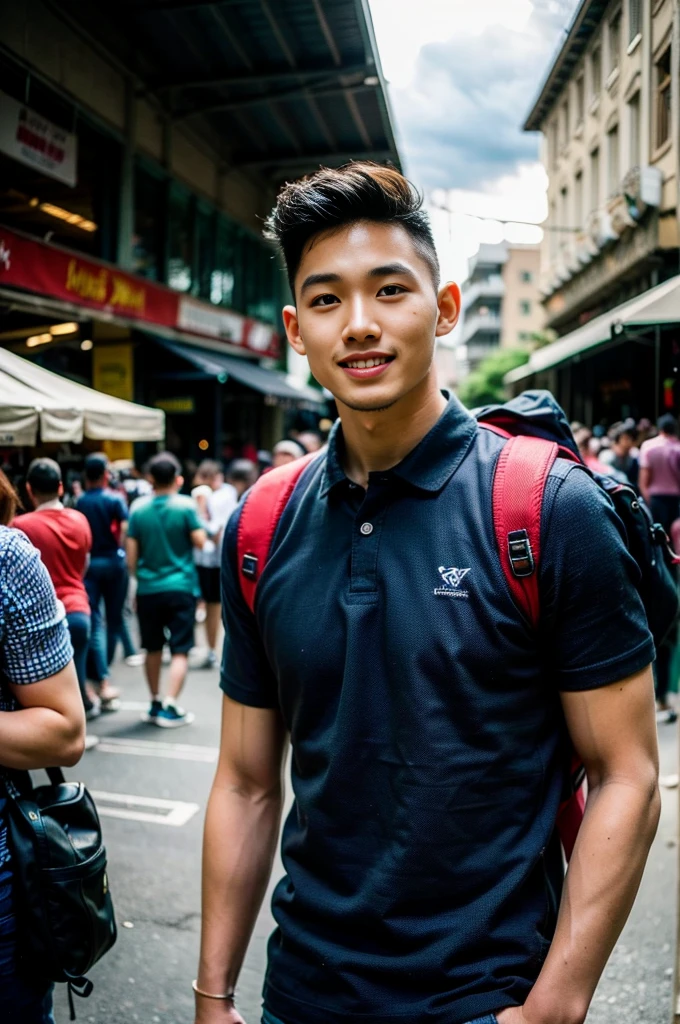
550, 119, 559, 168
628, 91, 640, 166
607, 124, 620, 194
608, 12, 621, 76
520, 270, 533, 284
655, 47, 672, 151
591, 44, 602, 99
561, 98, 570, 144
133, 164, 165, 281
574, 170, 584, 230
628, 0, 641, 42
590, 147, 600, 209
520, 300, 532, 316
575, 73, 585, 126
167, 185, 193, 293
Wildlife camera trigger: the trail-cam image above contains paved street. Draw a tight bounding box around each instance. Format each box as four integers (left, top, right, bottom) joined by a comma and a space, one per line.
52, 647, 678, 1024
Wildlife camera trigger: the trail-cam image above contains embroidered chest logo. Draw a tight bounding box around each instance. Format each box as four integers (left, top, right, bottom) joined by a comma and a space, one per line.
435, 565, 471, 598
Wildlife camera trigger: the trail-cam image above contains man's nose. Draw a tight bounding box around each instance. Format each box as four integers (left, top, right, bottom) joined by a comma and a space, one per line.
341, 298, 382, 345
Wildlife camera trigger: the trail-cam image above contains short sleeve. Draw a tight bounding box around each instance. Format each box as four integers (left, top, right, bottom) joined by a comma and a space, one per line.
0, 531, 73, 685
540, 465, 655, 691
638, 441, 651, 469
127, 508, 139, 540
219, 505, 279, 709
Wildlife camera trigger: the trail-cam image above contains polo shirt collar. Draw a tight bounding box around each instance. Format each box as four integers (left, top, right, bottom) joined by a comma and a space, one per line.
319, 392, 477, 497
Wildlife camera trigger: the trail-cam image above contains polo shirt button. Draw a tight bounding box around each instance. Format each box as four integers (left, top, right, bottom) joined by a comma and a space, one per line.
360, 522, 374, 536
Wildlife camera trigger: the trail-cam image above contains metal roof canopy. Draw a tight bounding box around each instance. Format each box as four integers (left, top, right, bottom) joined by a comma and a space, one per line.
157, 338, 326, 406
46, 0, 400, 178
505, 275, 680, 385
524, 0, 608, 132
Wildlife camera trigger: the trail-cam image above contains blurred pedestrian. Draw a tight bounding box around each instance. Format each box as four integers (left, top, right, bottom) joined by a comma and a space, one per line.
574, 427, 611, 475
272, 439, 305, 469
608, 421, 639, 487
13, 459, 99, 749
126, 452, 206, 727
297, 430, 324, 454
639, 414, 680, 533
0, 468, 85, 1023
77, 453, 128, 709
226, 459, 259, 498
192, 461, 237, 669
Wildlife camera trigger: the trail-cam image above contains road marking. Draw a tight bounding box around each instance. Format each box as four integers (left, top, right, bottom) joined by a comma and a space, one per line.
90, 790, 200, 827
94, 736, 218, 763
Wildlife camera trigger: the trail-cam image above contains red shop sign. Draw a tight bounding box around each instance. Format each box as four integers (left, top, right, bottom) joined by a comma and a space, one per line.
0, 226, 281, 358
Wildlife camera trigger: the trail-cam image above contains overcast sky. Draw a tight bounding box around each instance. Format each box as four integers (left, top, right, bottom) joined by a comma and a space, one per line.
368, 0, 581, 286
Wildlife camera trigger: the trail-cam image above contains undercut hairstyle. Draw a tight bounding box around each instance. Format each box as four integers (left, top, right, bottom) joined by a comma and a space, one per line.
27, 457, 62, 498
148, 451, 181, 487
264, 161, 440, 293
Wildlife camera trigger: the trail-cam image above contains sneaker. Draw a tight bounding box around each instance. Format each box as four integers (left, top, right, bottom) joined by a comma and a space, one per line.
142, 699, 163, 724
198, 651, 218, 670
656, 708, 678, 724
155, 702, 195, 729
125, 653, 146, 667
85, 702, 101, 721
84, 734, 100, 751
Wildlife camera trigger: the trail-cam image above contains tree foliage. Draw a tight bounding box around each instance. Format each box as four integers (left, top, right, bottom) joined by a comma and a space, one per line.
458, 347, 530, 409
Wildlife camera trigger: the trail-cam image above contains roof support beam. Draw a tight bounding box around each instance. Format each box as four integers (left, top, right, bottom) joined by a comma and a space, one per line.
238, 148, 393, 170
150, 63, 370, 95
175, 80, 373, 121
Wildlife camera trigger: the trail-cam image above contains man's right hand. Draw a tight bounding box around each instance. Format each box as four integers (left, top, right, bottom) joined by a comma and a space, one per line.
194, 999, 248, 1024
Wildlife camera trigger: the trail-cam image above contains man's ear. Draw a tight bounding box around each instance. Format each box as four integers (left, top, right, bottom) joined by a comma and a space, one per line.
283, 306, 306, 357
435, 282, 461, 338
58, 481, 64, 498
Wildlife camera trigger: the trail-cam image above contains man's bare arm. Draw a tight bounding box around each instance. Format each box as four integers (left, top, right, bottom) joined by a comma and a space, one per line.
195, 695, 287, 1023
126, 535, 138, 575
500, 665, 660, 1024
638, 466, 651, 504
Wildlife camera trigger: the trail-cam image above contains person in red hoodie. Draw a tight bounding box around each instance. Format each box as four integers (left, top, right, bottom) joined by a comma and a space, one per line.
14, 458, 98, 746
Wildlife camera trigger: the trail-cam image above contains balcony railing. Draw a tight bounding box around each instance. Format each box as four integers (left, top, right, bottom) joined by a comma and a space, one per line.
461, 311, 502, 345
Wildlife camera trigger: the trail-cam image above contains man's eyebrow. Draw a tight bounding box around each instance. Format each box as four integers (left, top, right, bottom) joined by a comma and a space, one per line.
368, 263, 417, 280
300, 272, 342, 294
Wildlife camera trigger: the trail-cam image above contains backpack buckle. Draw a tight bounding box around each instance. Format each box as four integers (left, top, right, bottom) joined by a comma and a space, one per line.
508, 529, 535, 578
241, 554, 259, 580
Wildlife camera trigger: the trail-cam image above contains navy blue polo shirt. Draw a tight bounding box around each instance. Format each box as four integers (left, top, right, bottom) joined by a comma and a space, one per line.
220, 395, 654, 1024
77, 487, 127, 557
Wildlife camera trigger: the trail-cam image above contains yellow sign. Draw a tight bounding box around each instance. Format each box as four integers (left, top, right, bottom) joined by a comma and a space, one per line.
93, 343, 134, 460
65, 259, 146, 313
154, 396, 195, 414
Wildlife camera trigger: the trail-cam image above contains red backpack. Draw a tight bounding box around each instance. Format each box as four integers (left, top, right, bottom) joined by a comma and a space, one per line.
236, 410, 588, 860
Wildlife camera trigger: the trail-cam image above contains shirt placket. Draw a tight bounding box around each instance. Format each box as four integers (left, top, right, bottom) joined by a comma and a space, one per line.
348, 478, 390, 598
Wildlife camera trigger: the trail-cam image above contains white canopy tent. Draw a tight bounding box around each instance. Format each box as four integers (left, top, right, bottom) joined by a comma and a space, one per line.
0, 347, 164, 446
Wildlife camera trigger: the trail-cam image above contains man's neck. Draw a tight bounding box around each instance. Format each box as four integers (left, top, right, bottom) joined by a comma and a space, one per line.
154, 486, 176, 497
35, 496, 63, 511
337, 372, 448, 489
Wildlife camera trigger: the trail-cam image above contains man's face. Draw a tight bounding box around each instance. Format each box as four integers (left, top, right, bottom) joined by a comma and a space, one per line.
283, 221, 459, 414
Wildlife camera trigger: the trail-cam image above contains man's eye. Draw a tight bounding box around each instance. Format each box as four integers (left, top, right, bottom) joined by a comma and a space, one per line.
378, 285, 405, 297
311, 293, 339, 307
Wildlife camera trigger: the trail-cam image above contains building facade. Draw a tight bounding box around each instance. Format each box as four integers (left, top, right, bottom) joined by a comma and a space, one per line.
512, 0, 680, 424
457, 242, 544, 378
0, 0, 399, 463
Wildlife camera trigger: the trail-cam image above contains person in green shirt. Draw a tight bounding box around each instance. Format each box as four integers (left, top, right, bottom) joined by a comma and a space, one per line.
127, 452, 206, 728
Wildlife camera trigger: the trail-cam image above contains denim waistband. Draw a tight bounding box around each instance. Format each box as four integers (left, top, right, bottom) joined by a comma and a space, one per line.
262, 1012, 498, 1024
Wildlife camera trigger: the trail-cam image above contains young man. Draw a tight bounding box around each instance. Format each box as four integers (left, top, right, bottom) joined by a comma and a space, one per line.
192, 460, 238, 670
639, 413, 680, 533
126, 452, 206, 727
14, 458, 98, 748
196, 164, 659, 1024
77, 452, 128, 708
225, 460, 259, 499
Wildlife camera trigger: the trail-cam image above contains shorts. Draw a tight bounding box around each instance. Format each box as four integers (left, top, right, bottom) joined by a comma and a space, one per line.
137, 591, 196, 654
197, 565, 221, 604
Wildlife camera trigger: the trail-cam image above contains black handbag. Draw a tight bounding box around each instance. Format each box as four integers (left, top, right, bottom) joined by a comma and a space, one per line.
3, 766, 117, 1019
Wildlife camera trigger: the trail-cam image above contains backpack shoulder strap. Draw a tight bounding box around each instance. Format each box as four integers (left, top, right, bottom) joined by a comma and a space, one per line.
237, 453, 317, 614
490, 433, 559, 629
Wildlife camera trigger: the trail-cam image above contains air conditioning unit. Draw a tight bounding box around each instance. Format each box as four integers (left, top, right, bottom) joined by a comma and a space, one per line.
586, 209, 619, 249
622, 165, 663, 210
607, 192, 637, 235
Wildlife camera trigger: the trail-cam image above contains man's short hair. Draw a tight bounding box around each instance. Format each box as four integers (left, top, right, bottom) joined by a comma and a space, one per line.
264, 161, 440, 293
196, 459, 223, 480
658, 414, 678, 436
148, 451, 182, 487
227, 459, 259, 486
84, 453, 108, 482
27, 457, 62, 496
273, 440, 305, 460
